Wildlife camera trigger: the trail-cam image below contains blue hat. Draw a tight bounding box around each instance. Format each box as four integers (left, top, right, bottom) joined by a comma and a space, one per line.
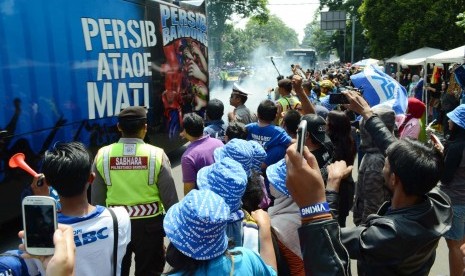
266, 159, 289, 197
214, 138, 254, 176
197, 157, 248, 212
0, 250, 28, 276
249, 140, 267, 172
447, 104, 465, 130
164, 190, 230, 260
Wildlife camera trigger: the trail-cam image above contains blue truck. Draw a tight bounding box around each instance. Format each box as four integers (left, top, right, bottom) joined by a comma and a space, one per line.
0, 0, 209, 224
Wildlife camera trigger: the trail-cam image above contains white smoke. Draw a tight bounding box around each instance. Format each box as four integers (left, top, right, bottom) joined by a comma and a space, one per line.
210, 46, 295, 121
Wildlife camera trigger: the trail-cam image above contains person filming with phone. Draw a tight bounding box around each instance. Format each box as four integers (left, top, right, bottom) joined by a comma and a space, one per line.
19, 224, 76, 276
299, 113, 334, 182
285, 90, 452, 275
23, 142, 131, 276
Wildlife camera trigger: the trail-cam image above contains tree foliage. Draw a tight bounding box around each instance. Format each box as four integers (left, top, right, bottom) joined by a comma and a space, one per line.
360, 0, 465, 58
245, 16, 299, 55
220, 15, 299, 65
207, 0, 269, 66
458, 11, 465, 31
301, 15, 334, 60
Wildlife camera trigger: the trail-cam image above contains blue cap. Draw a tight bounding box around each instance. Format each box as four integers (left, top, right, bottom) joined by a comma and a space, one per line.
214, 138, 254, 176
266, 158, 289, 197
0, 250, 28, 276
447, 104, 465, 130
249, 140, 267, 172
197, 157, 248, 212
164, 190, 230, 261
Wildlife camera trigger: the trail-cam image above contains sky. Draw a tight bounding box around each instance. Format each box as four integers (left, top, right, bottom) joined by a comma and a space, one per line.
233, 0, 321, 43
268, 0, 320, 42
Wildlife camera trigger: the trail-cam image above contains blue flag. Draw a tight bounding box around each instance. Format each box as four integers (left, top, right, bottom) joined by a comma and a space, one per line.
350, 65, 408, 114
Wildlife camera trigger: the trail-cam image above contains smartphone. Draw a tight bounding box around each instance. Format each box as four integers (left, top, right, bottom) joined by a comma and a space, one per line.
329, 93, 350, 104
22, 196, 57, 255
296, 120, 307, 155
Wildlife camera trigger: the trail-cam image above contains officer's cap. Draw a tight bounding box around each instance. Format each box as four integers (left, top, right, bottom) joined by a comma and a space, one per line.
232, 83, 251, 97
118, 106, 147, 121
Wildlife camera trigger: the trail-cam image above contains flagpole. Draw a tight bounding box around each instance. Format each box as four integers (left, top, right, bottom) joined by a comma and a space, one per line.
351, 15, 355, 64
423, 63, 428, 126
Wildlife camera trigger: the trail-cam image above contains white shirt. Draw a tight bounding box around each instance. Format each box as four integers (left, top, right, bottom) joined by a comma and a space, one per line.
26, 206, 131, 276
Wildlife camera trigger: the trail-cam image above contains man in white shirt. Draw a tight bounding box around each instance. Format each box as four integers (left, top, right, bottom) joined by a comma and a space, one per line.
26, 142, 130, 276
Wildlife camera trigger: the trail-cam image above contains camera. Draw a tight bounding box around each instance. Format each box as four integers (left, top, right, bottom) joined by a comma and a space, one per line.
329, 93, 349, 104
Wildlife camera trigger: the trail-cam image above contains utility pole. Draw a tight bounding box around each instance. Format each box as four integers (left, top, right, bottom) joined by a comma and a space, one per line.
351, 15, 355, 63
343, 29, 346, 63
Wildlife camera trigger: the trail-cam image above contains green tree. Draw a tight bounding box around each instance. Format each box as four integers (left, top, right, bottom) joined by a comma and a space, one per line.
221, 25, 255, 64
219, 15, 299, 65
207, 0, 269, 67
301, 15, 334, 60
360, 0, 465, 58
245, 15, 299, 55
458, 11, 465, 31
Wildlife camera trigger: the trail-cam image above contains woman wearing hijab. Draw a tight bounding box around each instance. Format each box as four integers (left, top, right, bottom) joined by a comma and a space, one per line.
399, 97, 426, 139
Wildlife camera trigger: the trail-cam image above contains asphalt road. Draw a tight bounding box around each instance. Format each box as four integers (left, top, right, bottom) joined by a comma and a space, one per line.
0, 86, 451, 275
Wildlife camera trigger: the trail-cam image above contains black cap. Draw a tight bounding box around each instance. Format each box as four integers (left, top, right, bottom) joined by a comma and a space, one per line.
118, 106, 147, 121
301, 114, 331, 145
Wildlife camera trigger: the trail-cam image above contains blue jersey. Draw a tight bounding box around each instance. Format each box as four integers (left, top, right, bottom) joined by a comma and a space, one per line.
204, 120, 227, 143
246, 123, 291, 166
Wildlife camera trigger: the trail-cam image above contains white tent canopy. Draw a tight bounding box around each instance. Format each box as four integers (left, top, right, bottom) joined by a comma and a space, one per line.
426, 45, 465, 64
386, 47, 444, 66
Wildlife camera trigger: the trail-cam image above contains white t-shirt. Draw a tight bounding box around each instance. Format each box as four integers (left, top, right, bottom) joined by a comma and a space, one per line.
26, 206, 131, 276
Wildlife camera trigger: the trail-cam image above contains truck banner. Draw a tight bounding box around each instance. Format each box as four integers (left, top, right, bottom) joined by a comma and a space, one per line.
0, 0, 208, 224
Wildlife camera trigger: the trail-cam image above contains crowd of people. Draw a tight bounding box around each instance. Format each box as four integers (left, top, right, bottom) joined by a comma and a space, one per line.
2, 61, 465, 276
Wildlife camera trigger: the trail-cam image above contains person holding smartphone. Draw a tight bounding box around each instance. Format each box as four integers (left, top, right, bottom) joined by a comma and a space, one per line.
300, 114, 334, 182
285, 91, 451, 275
18, 224, 76, 276
438, 104, 465, 276
25, 142, 131, 276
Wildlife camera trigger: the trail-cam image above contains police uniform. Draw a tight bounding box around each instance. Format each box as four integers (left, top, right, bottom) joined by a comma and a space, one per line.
91, 106, 178, 276
230, 83, 257, 124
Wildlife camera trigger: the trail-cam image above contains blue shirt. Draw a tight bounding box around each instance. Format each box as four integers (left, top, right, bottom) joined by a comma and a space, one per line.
0, 250, 30, 276
167, 247, 276, 276
245, 123, 291, 166
309, 90, 319, 104
319, 95, 336, 111
204, 119, 227, 143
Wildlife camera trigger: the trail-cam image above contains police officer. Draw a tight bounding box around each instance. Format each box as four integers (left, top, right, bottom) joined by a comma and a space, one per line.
91, 106, 178, 276
227, 83, 257, 125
